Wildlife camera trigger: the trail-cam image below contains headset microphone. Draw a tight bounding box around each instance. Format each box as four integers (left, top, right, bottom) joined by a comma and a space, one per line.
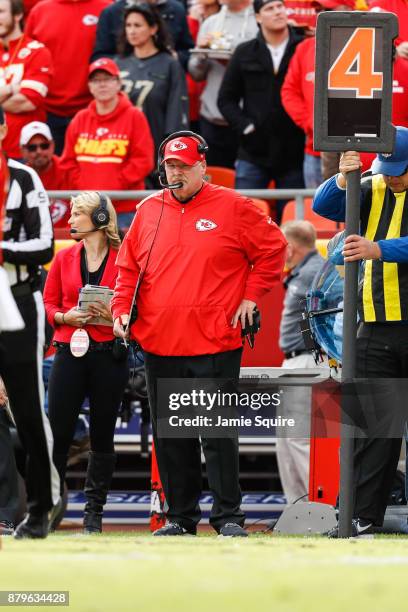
158, 178, 183, 189
70, 228, 99, 234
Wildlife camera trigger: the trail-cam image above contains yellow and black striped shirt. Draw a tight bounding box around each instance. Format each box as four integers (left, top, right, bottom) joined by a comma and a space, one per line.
360, 174, 408, 322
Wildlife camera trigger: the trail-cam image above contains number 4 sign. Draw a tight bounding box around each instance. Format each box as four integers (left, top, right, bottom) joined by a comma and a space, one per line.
314, 11, 398, 153
329, 28, 383, 98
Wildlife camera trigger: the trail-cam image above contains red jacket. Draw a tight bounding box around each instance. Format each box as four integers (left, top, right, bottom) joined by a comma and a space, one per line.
0, 35, 53, 158
111, 182, 287, 356
359, 57, 408, 172
44, 241, 120, 343
369, 0, 408, 46
59, 93, 155, 213
25, 0, 109, 116
281, 36, 317, 158
392, 57, 408, 128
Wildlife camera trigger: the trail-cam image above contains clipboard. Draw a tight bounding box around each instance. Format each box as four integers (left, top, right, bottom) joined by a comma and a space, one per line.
78, 284, 114, 326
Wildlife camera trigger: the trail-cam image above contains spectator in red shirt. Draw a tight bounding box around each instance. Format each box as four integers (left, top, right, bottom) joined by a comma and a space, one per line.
0, 0, 52, 159
60, 58, 155, 230
281, 0, 355, 187
369, 0, 408, 57
25, 0, 110, 155
20, 121, 70, 228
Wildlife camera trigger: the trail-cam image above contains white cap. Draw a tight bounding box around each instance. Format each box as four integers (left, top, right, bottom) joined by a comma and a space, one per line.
20, 121, 53, 147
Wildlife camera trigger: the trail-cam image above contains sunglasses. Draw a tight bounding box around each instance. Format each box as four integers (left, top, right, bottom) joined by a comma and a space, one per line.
24, 143, 51, 152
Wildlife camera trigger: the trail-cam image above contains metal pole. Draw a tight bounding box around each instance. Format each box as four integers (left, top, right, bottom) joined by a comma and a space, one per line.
338, 168, 361, 538
295, 195, 305, 220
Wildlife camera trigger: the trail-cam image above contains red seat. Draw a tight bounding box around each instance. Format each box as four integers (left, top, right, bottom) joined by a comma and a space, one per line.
205, 166, 235, 188
281, 197, 343, 238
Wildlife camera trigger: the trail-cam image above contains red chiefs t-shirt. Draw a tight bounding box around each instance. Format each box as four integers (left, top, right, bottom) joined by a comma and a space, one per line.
0, 35, 52, 158
26, 0, 110, 117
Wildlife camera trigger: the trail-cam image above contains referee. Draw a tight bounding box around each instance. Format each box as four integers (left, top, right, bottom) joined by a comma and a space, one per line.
0, 110, 60, 539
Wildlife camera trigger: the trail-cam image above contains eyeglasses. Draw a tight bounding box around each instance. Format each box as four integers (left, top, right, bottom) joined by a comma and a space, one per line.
24, 143, 51, 152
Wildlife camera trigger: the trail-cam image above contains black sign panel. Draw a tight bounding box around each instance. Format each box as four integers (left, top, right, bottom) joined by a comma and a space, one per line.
314, 11, 398, 152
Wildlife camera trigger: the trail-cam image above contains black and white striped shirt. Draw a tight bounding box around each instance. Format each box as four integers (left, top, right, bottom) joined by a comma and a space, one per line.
1, 158, 53, 288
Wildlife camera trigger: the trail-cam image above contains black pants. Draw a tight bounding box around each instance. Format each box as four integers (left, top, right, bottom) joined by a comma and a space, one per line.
48, 347, 129, 493
199, 117, 239, 169
145, 348, 245, 533
0, 291, 60, 515
0, 409, 19, 523
353, 322, 408, 525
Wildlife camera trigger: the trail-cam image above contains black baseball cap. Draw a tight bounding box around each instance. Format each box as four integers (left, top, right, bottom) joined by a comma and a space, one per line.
254, 0, 285, 12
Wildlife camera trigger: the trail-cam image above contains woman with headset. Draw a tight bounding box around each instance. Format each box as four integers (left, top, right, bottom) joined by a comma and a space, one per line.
43, 192, 129, 534
115, 2, 189, 185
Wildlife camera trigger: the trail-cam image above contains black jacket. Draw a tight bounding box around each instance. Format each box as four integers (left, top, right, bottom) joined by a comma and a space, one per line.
217, 28, 305, 170
91, 0, 194, 69
2, 159, 53, 289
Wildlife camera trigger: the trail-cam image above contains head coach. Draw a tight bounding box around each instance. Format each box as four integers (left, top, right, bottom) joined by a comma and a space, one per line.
112, 130, 287, 537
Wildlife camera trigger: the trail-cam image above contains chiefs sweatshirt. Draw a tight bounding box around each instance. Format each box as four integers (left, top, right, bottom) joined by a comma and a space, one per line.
59, 93, 155, 213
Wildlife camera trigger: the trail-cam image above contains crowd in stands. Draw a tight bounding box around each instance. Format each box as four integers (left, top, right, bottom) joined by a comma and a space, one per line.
0, 0, 406, 230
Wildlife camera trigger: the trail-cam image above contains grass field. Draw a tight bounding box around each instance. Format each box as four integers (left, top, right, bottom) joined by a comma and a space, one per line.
1, 531, 408, 612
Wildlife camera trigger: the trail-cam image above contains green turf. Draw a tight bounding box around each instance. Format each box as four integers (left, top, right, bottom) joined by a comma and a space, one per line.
1, 531, 408, 612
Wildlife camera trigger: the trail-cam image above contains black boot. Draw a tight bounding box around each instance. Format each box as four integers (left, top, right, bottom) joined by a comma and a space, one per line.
14, 513, 48, 539
83, 452, 116, 535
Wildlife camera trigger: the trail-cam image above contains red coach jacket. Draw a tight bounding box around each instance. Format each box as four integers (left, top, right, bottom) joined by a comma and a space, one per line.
111, 182, 287, 356
60, 93, 154, 213
44, 241, 119, 343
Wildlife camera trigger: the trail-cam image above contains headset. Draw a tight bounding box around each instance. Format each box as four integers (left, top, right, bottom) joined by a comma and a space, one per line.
70, 192, 110, 235
91, 192, 110, 228
157, 131, 209, 189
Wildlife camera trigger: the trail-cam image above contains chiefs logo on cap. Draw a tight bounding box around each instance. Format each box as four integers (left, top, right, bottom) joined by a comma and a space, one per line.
169, 141, 188, 152
195, 219, 217, 232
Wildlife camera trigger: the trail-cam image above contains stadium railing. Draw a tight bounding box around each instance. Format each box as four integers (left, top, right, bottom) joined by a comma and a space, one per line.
47, 188, 316, 220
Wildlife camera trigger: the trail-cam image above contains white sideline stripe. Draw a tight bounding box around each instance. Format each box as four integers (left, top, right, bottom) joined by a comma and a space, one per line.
33, 290, 60, 505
